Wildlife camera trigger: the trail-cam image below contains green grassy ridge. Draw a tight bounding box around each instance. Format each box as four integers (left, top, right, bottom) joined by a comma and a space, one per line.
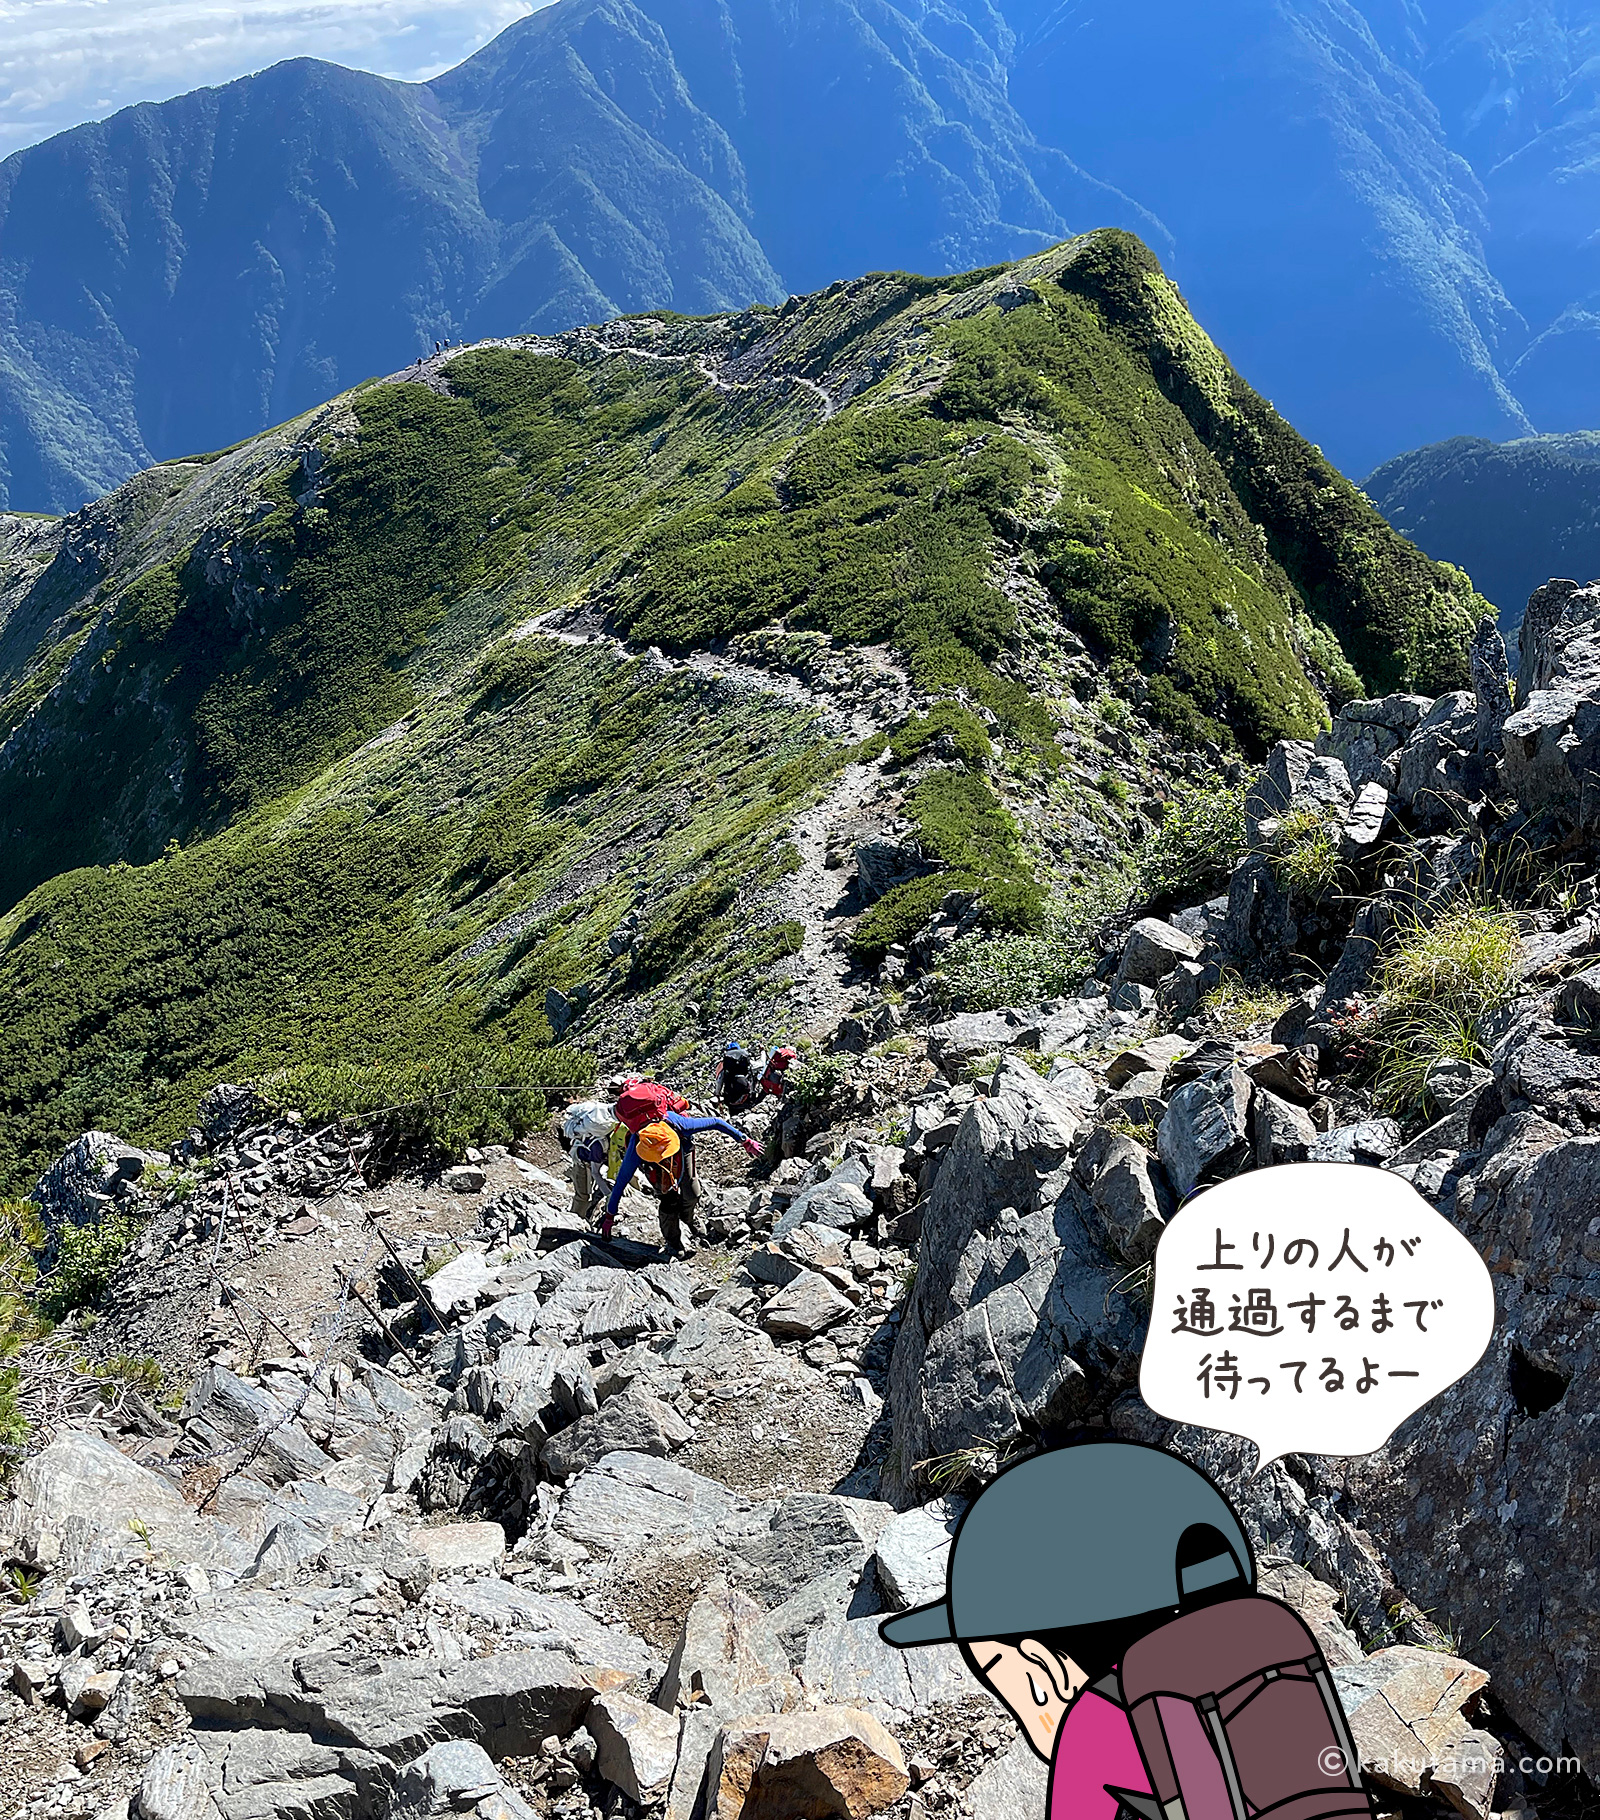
0, 234, 1494, 1183
0, 637, 842, 1194
1056, 232, 1486, 698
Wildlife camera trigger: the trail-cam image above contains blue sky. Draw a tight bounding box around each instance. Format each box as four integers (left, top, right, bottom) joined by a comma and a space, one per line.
0, 0, 546, 158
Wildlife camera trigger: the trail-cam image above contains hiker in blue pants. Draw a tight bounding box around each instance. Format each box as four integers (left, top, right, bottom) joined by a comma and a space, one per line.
604, 1112, 759, 1252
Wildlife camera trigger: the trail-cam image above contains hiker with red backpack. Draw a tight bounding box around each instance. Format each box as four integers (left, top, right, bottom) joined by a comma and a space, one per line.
880, 1441, 1374, 1820
604, 1079, 761, 1253
713, 1040, 799, 1115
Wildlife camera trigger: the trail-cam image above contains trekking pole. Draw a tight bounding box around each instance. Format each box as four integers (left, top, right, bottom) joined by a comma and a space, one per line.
336, 1267, 420, 1368
362, 1207, 444, 1330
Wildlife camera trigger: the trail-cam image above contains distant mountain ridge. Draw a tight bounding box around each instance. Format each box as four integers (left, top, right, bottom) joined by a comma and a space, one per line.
4, 0, 1600, 512
1365, 430, 1600, 631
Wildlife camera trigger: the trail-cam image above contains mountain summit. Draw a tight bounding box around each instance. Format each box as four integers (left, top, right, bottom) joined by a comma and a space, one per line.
4, 0, 1599, 511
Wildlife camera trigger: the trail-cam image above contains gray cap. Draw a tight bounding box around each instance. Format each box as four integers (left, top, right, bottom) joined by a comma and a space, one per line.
879, 1442, 1254, 1647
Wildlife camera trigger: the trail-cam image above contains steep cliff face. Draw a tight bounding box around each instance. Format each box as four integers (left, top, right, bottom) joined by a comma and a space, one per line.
0, 234, 1484, 1188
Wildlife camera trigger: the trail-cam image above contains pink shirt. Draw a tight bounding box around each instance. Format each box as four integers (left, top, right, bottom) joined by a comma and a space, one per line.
1048, 1690, 1153, 1820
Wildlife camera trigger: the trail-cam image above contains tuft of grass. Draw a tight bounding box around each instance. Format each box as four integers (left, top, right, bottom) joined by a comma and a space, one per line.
263, 1042, 590, 1163
889, 705, 994, 769
1266, 802, 1345, 897
93, 1355, 165, 1398
1202, 971, 1294, 1035
1097, 770, 1130, 805
1362, 907, 1522, 1112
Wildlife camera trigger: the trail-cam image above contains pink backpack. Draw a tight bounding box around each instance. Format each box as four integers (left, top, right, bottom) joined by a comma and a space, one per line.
1110, 1596, 1372, 1820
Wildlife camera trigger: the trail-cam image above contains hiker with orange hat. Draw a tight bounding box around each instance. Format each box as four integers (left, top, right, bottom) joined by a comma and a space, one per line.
603, 1099, 760, 1253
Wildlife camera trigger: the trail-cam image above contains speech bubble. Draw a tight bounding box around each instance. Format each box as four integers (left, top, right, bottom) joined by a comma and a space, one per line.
1139, 1162, 1495, 1471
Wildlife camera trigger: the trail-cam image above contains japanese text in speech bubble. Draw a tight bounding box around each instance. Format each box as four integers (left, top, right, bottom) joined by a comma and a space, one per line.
1139, 1163, 1495, 1471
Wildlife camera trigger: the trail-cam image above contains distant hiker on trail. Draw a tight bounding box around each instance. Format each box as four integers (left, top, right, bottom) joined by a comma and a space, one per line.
604, 1078, 759, 1253
435, 340, 442, 353
713, 1040, 798, 1115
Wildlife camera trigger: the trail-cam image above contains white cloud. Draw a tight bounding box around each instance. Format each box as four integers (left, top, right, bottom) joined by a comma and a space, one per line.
0, 0, 544, 158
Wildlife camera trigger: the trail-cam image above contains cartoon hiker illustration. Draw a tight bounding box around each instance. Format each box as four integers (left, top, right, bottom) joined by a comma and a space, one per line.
880, 1441, 1373, 1820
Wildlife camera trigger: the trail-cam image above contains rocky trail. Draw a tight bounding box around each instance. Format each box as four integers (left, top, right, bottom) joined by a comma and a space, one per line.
11, 593, 1600, 1820
388, 329, 838, 426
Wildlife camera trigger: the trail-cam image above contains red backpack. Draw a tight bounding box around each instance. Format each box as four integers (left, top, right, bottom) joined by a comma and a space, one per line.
614, 1079, 692, 1133
760, 1047, 799, 1099
1107, 1595, 1372, 1820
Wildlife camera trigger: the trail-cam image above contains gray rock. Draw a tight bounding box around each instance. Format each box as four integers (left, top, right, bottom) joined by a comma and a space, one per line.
9, 1431, 251, 1575
416, 1414, 495, 1514
772, 1173, 874, 1238
832, 1001, 903, 1055
667, 1707, 726, 1820
423, 1247, 493, 1317
724, 1493, 891, 1608
1252, 1560, 1363, 1669
1395, 691, 1483, 826
872, 1500, 963, 1612
1245, 739, 1315, 846
1516, 576, 1596, 700
1104, 1033, 1194, 1090
1157, 1066, 1253, 1198
433, 1582, 654, 1679
179, 1647, 595, 1763
1431, 1727, 1502, 1820
761, 1567, 869, 1668
1332, 1646, 1489, 1796
1317, 695, 1431, 790
181, 1366, 331, 1490
1310, 1118, 1403, 1163
1217, 854, 1298, 967
1250, 1087, 1318, 1166
1155, 959, 1215, 1026
1424, 1058, 1493, 1113
541, 1387, 693, 1482
1339, 781, 1392, 860
589, 1692, 682, 1803
885, 1056, 1134, 1500
190, 1725, 387, 1820
659, 1307, 775, 1374
138, 1742, 222, 1820
658, 1580, 794, 1715
393, 1739, 535, 1817
1042, 1061, 1099, 1120
926, 1008, 1041, 1067
556, 1452, 752, 1561
967, 1736, 1048, 1820
1115, 918, 1200, 987
1324, 1129, 1600, 1768
801, 1614, 973, 1715
1470, 614, 1512, 753
1075, 1127, 1170, 1262
410, 1521, 505, 1574
1552, 960, 1600, 1028
1246, 1045, 1320, 1105
854, 832, 935, 905
759, 1270, 854, 1340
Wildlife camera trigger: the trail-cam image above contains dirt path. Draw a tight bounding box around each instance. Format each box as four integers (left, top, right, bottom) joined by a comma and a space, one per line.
387, 333, 837, 421
784, 760, 883, 1032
